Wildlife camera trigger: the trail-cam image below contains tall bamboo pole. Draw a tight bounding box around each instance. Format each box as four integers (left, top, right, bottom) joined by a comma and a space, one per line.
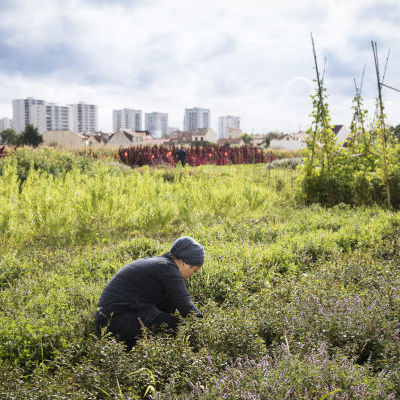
371, 41, 391, 207
309, 33, 325, 170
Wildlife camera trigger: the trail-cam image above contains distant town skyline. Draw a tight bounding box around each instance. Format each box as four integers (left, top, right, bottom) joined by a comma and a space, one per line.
9, 96, 245, 137
1, 1, 400, 133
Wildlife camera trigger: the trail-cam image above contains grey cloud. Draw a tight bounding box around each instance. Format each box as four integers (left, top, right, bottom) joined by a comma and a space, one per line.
359, 2, 400, 24
0, 0, 17, 9
209, 77, 241, 97
0, 9, 152, 88
292, 3, 327, 22
82, 0, 146, 5
323, 51, 359, 80
326, 77, 357, 99
144, 33, 179, 63
0, 33, 175, 90
135, 69, 157, 90
351, 33, 396, 64
0, 38, 85, 77
351, 34, 383, 52
0, 8, 89, 78
348, 35, 399, 87
204, 35, 238, 59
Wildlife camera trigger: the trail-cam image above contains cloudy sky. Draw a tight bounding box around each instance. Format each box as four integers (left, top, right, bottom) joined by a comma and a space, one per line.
0, 0, 399, 133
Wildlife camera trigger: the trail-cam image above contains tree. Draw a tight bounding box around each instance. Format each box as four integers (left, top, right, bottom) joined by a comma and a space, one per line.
261, 131, 285, 148
240, 133, 252, 146
20, 124, 43, 147
0, 128, 20, 145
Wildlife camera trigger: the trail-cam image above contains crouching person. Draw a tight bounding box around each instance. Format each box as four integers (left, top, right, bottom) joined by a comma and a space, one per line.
95, 236, 204, 350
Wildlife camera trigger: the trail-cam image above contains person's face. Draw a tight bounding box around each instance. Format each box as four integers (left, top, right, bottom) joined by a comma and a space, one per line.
179, 262, 201, 280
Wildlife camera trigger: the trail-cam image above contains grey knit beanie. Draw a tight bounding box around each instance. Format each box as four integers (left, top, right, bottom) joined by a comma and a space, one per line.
170, 236, 205, 266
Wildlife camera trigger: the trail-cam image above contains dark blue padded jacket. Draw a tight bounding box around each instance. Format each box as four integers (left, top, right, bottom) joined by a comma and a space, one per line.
97, 252, 202, 325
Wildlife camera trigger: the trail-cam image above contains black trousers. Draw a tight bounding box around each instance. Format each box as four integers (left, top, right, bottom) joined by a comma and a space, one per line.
95, 310, 179, 350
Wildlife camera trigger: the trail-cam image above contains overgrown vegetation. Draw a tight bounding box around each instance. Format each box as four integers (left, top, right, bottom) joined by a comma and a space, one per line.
300, 38, 400, 208
0, 148, 399, 399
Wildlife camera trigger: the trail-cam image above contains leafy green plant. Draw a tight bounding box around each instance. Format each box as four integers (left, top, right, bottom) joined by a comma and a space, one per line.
0, 148, 399, 398
300, 39, 400, 209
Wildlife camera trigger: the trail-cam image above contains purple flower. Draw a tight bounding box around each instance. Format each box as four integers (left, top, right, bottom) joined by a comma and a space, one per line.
284, 387, 295, 399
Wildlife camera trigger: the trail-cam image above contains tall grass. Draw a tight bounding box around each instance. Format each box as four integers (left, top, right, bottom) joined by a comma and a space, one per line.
0, 148, 399, 399
0, 154, 299, 249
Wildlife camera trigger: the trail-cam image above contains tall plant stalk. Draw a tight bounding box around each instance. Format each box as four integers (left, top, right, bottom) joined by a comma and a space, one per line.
305, 34, 338, 176
372, 41, 391, 207
349, 67, 373, 176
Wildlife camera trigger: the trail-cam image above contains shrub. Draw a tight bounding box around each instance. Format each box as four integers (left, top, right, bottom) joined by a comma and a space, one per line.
181, 304, 266, 361
0, 147, 95, 183
115, 236, 164, 261
182, 350, 399, 399
252, 250, 400, 371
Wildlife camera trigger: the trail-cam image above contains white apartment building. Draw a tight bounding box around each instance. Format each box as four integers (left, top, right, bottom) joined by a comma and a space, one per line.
184, 107, 210, 132
13, 97, 47, 134
145, 112, 168, 138
70, 102, 98, 134
13, 98, 98, 134
113, 108, 142, 132
0, 117, 13, 131
46, 103, 72, 131
218, 115, 240, 139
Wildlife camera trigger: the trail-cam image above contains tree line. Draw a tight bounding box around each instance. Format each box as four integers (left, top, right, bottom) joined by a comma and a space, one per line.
0, 124, 43, 147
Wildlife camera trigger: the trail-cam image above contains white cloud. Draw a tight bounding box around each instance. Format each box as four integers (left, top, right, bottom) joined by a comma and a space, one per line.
1, 0, 400, 132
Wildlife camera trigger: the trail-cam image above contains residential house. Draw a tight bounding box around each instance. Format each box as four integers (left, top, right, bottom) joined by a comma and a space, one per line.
217, 138, 244, 147
269, 125, 349, 150
192, 128, 217, 143
168, 128, 218, 145
333, 125, 350, 145
42, 130, 86, 148
85, 132, 110, 147
269, 133, 306, 150
106, 129, 146, 147
168, 131, 191, 145
292, 130, 308, 141
225, 127, 242, 139
250, 134, 266, 147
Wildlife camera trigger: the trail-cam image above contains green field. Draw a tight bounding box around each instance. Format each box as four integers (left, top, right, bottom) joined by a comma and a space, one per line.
0, 148, 399, 399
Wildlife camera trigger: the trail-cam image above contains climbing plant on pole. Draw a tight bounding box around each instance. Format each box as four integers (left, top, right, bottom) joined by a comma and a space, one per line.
304, 34, 341, 176
301, 34, 344, 205
371, 41, 398, 208
347, 67, 375, 177
301, 38, 400, 208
